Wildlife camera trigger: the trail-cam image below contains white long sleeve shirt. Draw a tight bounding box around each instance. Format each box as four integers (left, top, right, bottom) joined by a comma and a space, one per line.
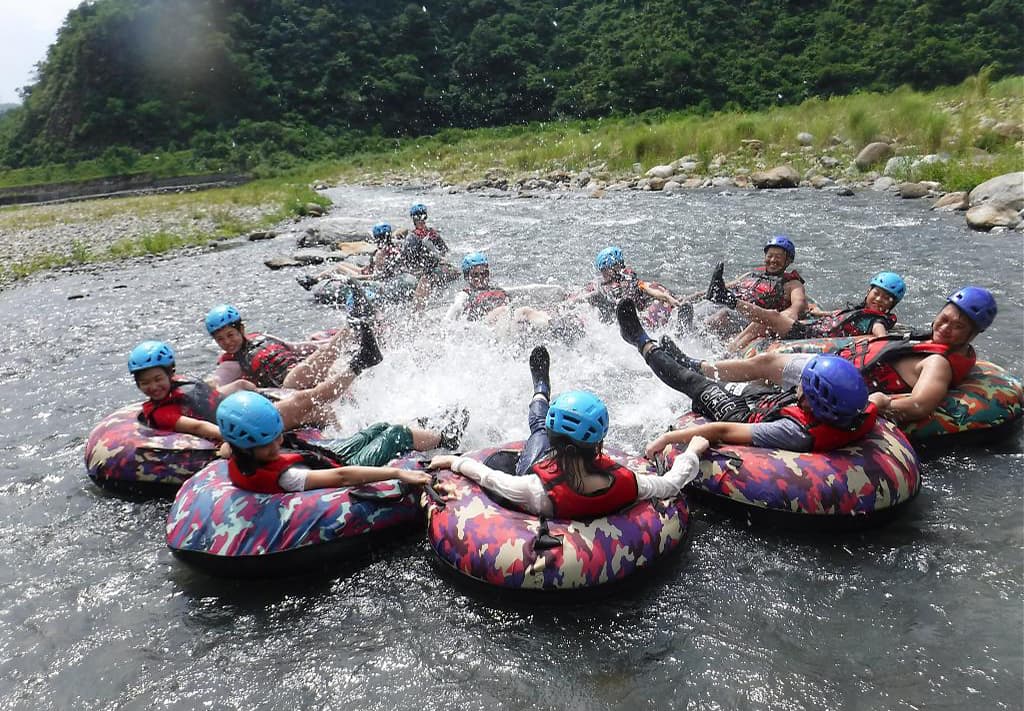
449, 451, 702, 517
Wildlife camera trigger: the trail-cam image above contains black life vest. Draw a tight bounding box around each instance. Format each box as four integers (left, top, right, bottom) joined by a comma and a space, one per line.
802, 306, 896, 338
836, 336, 977, 394
140, 378, 221, 428
733, 267, 803, 310
235, 333, 302, 388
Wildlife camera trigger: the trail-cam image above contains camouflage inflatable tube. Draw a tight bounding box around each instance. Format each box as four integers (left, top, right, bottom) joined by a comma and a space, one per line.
85, 404, 219, 496
741, 337, 1024, 445
84, 403, 325, 497
166, 460, 421, 578
405, 442, 690, 592
672, 412, 920, 529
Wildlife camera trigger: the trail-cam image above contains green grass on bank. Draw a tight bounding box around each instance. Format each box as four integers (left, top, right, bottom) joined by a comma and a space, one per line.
0, 72, 1020, 285
0, 178, 330, 282
321, 73, 1022, 188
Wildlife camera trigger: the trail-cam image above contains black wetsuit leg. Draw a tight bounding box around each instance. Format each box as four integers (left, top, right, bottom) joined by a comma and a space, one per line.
645, 348, 751, 423
515, 396, 551, 476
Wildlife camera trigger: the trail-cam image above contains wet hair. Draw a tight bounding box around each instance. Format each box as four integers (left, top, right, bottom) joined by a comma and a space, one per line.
538, 432, 604, 493
228, 444, 262, 476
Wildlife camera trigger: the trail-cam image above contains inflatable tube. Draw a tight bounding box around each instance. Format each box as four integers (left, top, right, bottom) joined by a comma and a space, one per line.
166, 459, 421, 578
84, 403, 324, 496
741, 337, 1024, 446
405, 442, 690, 593
85, 404, 219, 496
672, 412, 920, 530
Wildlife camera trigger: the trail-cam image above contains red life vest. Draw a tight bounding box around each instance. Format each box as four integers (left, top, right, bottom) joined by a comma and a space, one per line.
745, 389, 878, 451
140, 378, 221, 430
836, 337, 977, 394
228, 448, 341, 493
531, 455, 639, 519
411, 225, 448, 254
733, 267, 804, 310
802, 307, 896, 338
462, 285, 510, 320
778, 402, 878, 451
233, 333, 302, 388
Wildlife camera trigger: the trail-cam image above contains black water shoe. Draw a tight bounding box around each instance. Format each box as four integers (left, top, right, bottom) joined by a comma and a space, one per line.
659, 335, 703, 373
529, 345, 551, 397
348, 322, 383, 375
706, 262, 737, 308
616, 299, 652, 351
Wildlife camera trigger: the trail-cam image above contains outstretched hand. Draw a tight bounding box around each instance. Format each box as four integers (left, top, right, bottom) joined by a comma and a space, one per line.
426, 454, 457, 471
644, 434, 669, 461
686, 435, 711, 457
397, 469, 431, 486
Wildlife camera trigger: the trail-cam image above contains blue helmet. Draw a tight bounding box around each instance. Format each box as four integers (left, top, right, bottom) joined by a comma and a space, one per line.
461, 251, 489, 276
410, 203, 428, 218
371, 222, 392, 241
545, 390, 609, 446
595, 246, 625, 271
947, 286, 997, 332
128, 340, 175, 373
764, 235, 796, 261
205, 304, 242, 335
800, 355, 868, 426
869, 272, 906, 304
216, 392, 283, 449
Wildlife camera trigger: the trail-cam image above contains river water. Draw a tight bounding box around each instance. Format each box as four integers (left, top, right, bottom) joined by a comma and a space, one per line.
0, 185, 1021, 710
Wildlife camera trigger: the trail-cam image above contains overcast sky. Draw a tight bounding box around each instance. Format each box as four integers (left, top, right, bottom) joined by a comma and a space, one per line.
0, 0, 83, 104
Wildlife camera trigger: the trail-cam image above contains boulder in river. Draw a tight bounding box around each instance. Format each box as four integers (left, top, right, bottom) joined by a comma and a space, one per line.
898, 182, 929, 199
965, 204, 1021, 231
968, 172, 1024, 211
645, 165, 676, 180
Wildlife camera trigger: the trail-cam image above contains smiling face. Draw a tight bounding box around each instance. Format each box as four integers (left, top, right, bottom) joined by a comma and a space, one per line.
931, 304, 976, 347
249, 434, 284, 464
134, 367, 173, 401
212, 324, 245, 354
865, 286, 897, 312
763, 246, 790, 274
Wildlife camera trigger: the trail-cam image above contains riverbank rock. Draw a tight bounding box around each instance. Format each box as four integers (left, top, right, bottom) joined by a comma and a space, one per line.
883, 156, 914, 176
247, 230, 277, 241
932, 192, 969, 211
796, 132, 814, 146
855, 142, 894, 170
968, 172, 1024, 211
809, 175, 835, 189
872, 176, 897, 192
304, 203, 327, 217
750, 166, 799, 189
645, 165, 676, 180
898, 182, 929, 199
965, 204, 1022, 231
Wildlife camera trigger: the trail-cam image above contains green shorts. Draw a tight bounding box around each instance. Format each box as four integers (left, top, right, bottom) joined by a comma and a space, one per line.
324, 422, 414, 467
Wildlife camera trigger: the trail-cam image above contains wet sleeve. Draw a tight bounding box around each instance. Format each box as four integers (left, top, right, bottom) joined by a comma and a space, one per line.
452, 457, 553, 516
749, 419, 813, 452
279, 465, 310, 492
635, 451, 701, 500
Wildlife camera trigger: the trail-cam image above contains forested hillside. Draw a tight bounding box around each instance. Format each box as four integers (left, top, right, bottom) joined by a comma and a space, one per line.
1, 0, 1019, 168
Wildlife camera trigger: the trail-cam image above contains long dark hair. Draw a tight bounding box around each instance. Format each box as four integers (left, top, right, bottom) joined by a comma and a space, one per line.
538, 432, 603, 493
228, 444, 261, 476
